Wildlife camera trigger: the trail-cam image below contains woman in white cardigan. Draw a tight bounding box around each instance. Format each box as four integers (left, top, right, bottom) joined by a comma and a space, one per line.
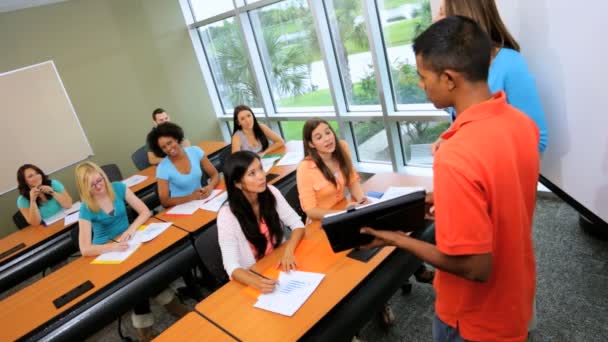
218, 151, 305, 293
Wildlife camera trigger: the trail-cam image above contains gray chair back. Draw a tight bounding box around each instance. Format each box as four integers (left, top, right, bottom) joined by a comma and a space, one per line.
132, 146, 151, 171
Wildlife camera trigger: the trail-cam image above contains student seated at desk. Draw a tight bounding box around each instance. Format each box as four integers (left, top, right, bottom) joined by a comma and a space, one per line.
75, 161, 188, 341
218, 151, 304, 293
295, 119, 368, 221
147, 108, 191, 165
231, 105, 284, 156
16, 164, 73, 226
147, 122, 220, 208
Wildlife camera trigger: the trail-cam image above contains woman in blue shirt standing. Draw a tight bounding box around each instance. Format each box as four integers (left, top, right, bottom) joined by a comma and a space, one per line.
16, 164, 73, 226
432, 0, 549, 153
147, 122, 220, 208
75, 161, 188, 341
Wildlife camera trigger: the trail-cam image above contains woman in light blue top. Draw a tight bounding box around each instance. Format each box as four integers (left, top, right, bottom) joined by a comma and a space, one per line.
433, 0, 548, 153
147, 122, 220, 208
231, 105, 284, 156
16, 164, 73, 226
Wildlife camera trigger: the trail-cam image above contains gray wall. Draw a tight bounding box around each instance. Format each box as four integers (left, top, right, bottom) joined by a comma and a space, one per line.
0, 0, 220, 237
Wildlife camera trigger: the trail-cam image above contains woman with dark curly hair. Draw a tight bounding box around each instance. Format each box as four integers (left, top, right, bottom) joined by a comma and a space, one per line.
147, 122, 219, 208
16, 164, 72, 225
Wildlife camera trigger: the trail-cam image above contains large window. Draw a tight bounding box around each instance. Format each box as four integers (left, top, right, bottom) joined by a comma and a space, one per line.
198, 18, 262, 113
250, 0, 333, 113
326, 0, 380, 110
187, 0, 446, 169
378, 0, 433, 107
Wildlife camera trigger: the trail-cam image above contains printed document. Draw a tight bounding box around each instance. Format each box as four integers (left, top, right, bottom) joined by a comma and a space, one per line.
254, 271, 325, 316
276, 152, 304, 166
121, 175, 148, 187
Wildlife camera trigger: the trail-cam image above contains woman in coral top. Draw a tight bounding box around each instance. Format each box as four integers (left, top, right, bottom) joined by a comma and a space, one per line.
295, 119, 367, 221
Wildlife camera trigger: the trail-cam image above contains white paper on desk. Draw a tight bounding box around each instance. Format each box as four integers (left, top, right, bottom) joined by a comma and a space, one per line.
380, 186, 425, 201
284, 140, 303, 152
43, 210, 66, 226
67, 201, 81, 213
130, 222, 173, 244
199, 191, 227, 212
254, 271, 325, 317
166, 200, 206, 215
276, 151, 304, 166
64, 211, 80, 226
92, 243, 141, 264
262, 156, 281, 172
121, 175, 148, 187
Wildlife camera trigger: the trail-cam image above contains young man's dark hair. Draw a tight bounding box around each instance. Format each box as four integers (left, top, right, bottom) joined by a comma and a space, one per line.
146, 122, 185, 158
413, 15, 492, 82
151, 107, 166, 120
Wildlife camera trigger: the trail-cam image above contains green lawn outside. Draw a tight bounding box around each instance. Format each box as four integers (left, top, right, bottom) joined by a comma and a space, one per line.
384, 17, 420, 47
383, 0, 421, 9
281, 120, 340, 141
277, 88, 333, 108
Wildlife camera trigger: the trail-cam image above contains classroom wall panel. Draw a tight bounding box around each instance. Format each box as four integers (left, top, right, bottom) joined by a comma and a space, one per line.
0, 0, 220, 237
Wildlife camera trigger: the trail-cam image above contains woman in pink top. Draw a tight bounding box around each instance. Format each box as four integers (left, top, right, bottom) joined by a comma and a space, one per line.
218, 151, 305, 293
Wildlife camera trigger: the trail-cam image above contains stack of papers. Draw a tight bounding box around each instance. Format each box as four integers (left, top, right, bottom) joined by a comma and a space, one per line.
91, 222, 173, 264
42, 201, 82, 227
261, 156, 281, 172
254, 271, 325, 316
166, 189, 226, 215
130, 222, 172, 244
121, 175, 148, 187
91, 243, 141, 264
276, 151, 304, 166
380, 186, 425, 201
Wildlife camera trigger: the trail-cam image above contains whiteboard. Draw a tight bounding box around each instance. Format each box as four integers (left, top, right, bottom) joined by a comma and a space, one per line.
497, 0, 608, 223
0, 61, 93, 194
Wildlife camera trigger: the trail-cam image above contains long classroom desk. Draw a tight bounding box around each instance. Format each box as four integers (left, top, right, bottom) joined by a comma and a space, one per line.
153, 312, 238, 342
0, 140, 304, 340
193, 173, 434, 342
0, 218, 195, 342
0, 219, 78, 294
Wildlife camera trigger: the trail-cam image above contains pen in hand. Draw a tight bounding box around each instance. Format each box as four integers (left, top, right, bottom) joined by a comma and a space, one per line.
250, 269, 279, 285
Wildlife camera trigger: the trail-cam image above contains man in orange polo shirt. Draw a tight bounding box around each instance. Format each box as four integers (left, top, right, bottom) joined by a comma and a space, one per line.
361, 16, 539, 342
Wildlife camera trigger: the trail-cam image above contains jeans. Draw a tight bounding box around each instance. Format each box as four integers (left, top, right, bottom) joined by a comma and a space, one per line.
433, 314, 465, 342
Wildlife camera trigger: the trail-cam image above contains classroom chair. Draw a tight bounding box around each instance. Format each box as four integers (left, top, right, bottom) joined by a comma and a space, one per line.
209, 144, 231, 174
193, 224, 228, 290
101, 164, 123, 182
281, 179, 307, 223
131, 146, 151, 171
12, 211, 29, 230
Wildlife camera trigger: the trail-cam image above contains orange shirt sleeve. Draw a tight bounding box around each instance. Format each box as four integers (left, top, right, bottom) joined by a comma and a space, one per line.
433, 155, 493, 256
296, 160, 318, 212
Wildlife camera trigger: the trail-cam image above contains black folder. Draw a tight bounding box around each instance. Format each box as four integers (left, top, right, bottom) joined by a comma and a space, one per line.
321, 190, 426, 253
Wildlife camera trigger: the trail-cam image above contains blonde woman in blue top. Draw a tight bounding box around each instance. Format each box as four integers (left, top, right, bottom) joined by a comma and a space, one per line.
75, 161, 188, 341
433, 0, 549, 153
16, 164, 73, 226
147, 122, 220, 208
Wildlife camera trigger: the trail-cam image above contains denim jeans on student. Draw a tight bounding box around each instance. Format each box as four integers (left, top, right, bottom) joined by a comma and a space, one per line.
433, 314, 466, 342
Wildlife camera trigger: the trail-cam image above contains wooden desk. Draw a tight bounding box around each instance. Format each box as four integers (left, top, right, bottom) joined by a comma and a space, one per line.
194, 172, 433, 341
196, 141, 230, 156
0, 218, 188, 342
153, 312, 237, 342
0, 220, 74, 265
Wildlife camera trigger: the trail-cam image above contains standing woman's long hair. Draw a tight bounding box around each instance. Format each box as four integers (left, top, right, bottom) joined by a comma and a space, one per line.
16, 164, 52, 203
443, 0, 519, 51
223, 151, 283, 258
232, 105, 269, 151
302, 119, 352, 187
